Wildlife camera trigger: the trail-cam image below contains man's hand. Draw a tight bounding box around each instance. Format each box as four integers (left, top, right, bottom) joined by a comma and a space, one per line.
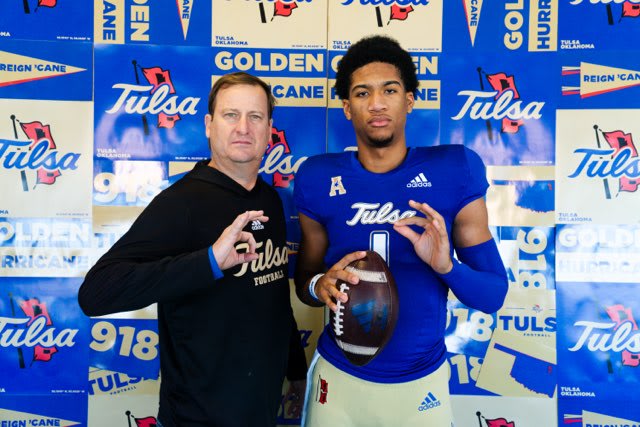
313, 251, 367, 312
393, 200, 453, 274
281, 379, 307, 419
212, 210, 268, 270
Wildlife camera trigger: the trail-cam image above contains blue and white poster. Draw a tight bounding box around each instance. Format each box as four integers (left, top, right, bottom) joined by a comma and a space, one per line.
559, 399, 640, 427
556, 109, 640, 225
0, 217, 92, 278
440, 51, 556, 167
556, 224, 640, 283
558, 50, 640, 109
89, 317, 160, 380
94, 0, 211, 46
492, 226, 556, 290
0, 0, 92, 42
559, 0, 640, 51
443, 1, 559, 53
0, 99, 93, 220
486, 166, 555, 227
93, 159, 168, 207
94, 43, 211, 162
0, 39, 92, 101
0, 277, 89, 394
0, 394, 88, 427
557, 282, 640, 402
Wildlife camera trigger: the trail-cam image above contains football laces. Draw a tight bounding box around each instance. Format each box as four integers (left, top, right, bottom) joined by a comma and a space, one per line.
333, 282, 350, 336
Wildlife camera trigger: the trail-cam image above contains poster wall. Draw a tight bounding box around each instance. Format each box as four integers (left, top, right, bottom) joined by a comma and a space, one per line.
2, 1, 640, 426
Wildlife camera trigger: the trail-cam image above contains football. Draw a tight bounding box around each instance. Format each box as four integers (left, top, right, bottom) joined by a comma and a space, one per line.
330, 250, 399, 366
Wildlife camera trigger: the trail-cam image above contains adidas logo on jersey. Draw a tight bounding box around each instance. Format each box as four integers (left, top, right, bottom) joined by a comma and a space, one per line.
407, 173, 432, 188
418, 392, 441, 412
251, 220, 265, 231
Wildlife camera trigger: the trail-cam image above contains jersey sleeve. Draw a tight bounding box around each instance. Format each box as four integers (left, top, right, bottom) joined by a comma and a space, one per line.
457, 146, 489, 211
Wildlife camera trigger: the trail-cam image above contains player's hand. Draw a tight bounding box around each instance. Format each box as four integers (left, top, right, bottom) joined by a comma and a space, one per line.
314, 251, 367, 312
212, 210, 268, 270
393, 200, 453, 274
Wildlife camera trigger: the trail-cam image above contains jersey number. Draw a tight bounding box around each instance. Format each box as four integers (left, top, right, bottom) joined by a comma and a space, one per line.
370, 231, 390, 264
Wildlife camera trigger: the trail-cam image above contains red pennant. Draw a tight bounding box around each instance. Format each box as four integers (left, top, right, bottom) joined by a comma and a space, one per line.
274, 1, 298, 17
142, 67, 176, 94
390, 5, 413, 21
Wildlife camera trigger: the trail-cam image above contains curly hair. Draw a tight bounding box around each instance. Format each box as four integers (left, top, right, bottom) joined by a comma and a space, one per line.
334, 35, 419, 100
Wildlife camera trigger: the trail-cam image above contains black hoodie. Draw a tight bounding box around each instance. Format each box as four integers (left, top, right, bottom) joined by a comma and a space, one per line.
79, 161, 302, 427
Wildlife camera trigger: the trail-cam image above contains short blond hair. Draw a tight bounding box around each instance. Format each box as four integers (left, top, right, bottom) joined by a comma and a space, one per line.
207, 72, 275, 118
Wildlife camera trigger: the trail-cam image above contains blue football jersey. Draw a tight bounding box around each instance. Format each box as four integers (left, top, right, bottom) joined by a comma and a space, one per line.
294, 145, 489, 383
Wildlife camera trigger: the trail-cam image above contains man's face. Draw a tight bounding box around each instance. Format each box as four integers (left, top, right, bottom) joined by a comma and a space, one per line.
205, 84, 272, 167
342, 62, 414, 148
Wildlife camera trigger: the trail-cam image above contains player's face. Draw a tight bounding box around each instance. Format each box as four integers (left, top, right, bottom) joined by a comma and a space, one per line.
205, 84, 272, 167
343, 62, 414, 148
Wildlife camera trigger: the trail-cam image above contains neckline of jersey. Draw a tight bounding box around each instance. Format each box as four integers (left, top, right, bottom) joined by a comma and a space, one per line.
349, 146, 416, 176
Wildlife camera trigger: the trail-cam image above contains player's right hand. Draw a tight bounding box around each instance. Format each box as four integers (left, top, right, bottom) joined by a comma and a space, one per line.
314, 251, 366, 312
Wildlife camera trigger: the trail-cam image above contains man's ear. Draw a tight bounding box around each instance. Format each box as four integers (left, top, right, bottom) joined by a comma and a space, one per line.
343, 99, 352, 121
204, 114, 212, 138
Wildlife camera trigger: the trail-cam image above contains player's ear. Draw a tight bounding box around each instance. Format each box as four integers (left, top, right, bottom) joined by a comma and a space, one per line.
343, 99, 352, 120
406, 92, 414, 114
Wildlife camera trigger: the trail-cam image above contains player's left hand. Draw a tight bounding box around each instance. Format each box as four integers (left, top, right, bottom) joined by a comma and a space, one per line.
393, 200, 453, 274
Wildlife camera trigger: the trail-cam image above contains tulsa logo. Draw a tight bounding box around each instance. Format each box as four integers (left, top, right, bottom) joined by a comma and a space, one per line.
346, 202, 416, 226
569, 303, 640, 369
256, 0, 302, 24
260, 126, 307, 188
105, 60, 200, 136
1, 294, 78, 368
341, 0, 424, 27
567, 126, 639, 199
1, 115, 80, 192
451, 67, 544, 142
